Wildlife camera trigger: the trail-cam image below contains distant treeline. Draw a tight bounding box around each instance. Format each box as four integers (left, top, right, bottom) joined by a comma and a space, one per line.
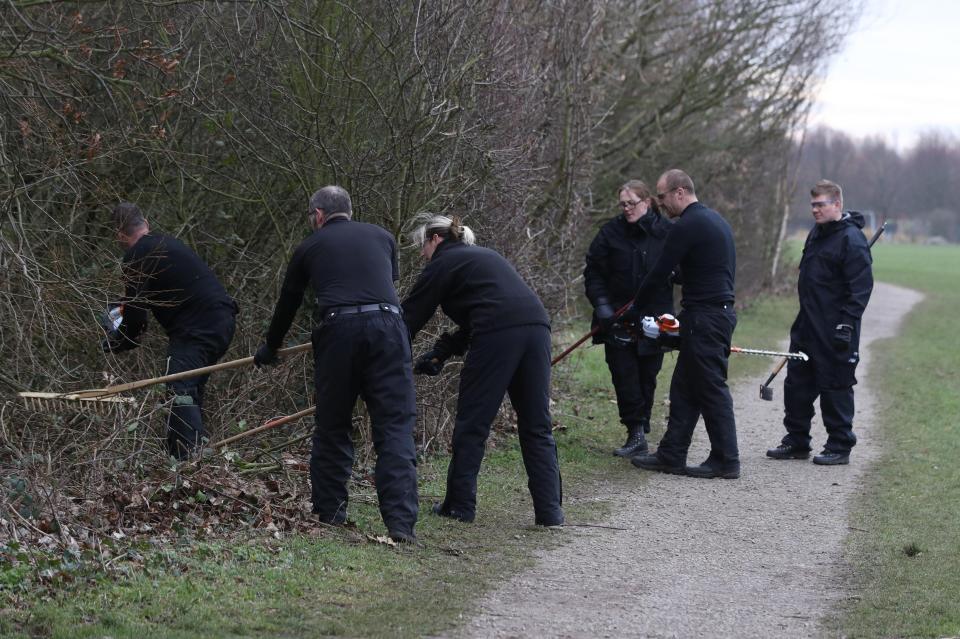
790, 127, 960, 242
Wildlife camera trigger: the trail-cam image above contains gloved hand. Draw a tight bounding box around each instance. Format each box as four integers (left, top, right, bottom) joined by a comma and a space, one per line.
101, 336, 120, 353
102, 331, 136, 353
595, 302, 617, 334
254, 343, 279, 368
413, 350, 446, 376
832, 324, 853, 351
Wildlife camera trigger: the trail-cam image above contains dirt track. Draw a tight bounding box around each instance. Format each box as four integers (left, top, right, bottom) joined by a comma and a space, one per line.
451, 281, 924, 639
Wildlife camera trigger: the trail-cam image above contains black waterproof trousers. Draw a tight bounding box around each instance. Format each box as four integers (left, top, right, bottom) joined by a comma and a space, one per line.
781, 356, 857, 454
310, 311, 419, 537
442, 324, 563, 525
604, 345, 663, 432
165, 306, 236, 458
656, 306, 739, 470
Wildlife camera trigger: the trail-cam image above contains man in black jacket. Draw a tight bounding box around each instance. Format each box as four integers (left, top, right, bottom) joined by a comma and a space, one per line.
629, 170, 741, 479
767, 180, 873, 465
253, 186, 418, 543
584, 180, 673, 458
105, 202, 237, 459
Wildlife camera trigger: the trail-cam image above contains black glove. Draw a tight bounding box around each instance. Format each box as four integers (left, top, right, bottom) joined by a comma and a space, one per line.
413, 350, 446, 376
595, 302, 616, 334
832, 324, 853, 351
254, 343, 279, 368
102, 331, 137, 353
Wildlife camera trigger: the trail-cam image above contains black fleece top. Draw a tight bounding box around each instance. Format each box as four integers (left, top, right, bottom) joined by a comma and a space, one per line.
117, 233, 234, 345
633, 201, 736, 310
264, 217, 400, 348
401, 240, 549, 355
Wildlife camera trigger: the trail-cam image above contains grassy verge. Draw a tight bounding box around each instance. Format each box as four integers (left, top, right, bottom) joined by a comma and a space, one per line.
1, 296, 803, 639
833, 244, 960, 638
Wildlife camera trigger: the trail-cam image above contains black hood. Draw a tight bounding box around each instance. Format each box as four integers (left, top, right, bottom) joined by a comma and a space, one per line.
815, 209, 866, 239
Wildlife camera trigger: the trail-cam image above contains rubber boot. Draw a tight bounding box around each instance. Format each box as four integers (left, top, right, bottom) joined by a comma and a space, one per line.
613, 424, 648, 458
166, 402, 206, 460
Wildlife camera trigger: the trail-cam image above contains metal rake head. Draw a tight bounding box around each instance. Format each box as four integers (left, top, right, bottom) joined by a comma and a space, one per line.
17, 391, 136, 417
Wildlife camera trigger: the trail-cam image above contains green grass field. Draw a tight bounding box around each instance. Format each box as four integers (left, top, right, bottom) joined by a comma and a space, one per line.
836, 244, 960, 638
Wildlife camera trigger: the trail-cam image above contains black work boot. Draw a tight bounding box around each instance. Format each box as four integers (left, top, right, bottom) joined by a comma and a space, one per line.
766, 443, 811, 460
630, 452, 687, 476
613, 425, 648, 458
685, 461, 741, 479
813, 451, 850, 465
431, 502, 475, 523
166, 403, 206, 460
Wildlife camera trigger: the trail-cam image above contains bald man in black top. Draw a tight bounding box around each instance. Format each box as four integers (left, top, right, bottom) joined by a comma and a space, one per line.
630, 170, 740, 479
254, 186, 418, 544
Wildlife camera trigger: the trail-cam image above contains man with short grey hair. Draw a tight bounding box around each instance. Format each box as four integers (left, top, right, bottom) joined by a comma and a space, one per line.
254, 185, 419, 543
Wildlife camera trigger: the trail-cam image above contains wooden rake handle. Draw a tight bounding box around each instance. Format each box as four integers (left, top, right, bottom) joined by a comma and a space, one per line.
211, 406, 316, 448
70, 342, 313, 400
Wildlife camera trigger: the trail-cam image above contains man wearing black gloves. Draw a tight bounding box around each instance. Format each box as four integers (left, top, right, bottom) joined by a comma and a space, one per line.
402, 214, 563, 527
767, 180, 873, 465
105, 202, 237, 460
253, 186, 419, 544
629, 170, 741, 479
584, 179, 673, 458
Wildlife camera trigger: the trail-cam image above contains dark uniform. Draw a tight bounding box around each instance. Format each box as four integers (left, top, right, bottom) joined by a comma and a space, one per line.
779, 211, 873, 455
402, 240, 563, 525
584, 210, 673, 446
263, 217, 418, 538
109, 233, 237, 458
632, 202, 739, 475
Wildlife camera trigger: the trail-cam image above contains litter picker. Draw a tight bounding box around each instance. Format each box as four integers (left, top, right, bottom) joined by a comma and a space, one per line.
758, 220, 886, 401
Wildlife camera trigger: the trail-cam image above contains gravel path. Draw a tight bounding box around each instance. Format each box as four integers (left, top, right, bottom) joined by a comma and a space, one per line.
452, 281, 924, 639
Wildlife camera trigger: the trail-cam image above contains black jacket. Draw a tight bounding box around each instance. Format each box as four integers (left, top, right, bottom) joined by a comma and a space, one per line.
264, 217, 400, 348
117, 233, 235, 346
633, 201, 736, 310
791, 211, 873, 365
584, 211, 674, 352
402, 240, 550, 355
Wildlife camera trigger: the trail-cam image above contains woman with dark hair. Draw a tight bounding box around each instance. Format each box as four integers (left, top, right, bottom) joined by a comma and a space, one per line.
583, 180, 674, 459
402, 214, 563, 527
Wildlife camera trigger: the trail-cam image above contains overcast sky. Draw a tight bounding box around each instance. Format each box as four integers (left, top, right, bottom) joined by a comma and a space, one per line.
807, 0, 960, 150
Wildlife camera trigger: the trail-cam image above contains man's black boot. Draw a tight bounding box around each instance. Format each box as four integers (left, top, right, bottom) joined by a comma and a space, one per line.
166, 402, 206, 460
686, 461, 741, 479
813, 451, 850, 465
766, 443, 811, 460
630, 452, 687, 476
613, 425, 648, 458
431, 502, 475, 523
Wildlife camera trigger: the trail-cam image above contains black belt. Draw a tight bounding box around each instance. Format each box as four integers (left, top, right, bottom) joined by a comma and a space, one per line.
683, 301, 734, 311
323, 303, 401, 321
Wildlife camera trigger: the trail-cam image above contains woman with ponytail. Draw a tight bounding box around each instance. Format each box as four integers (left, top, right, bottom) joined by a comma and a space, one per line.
402, 214, 563, 527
